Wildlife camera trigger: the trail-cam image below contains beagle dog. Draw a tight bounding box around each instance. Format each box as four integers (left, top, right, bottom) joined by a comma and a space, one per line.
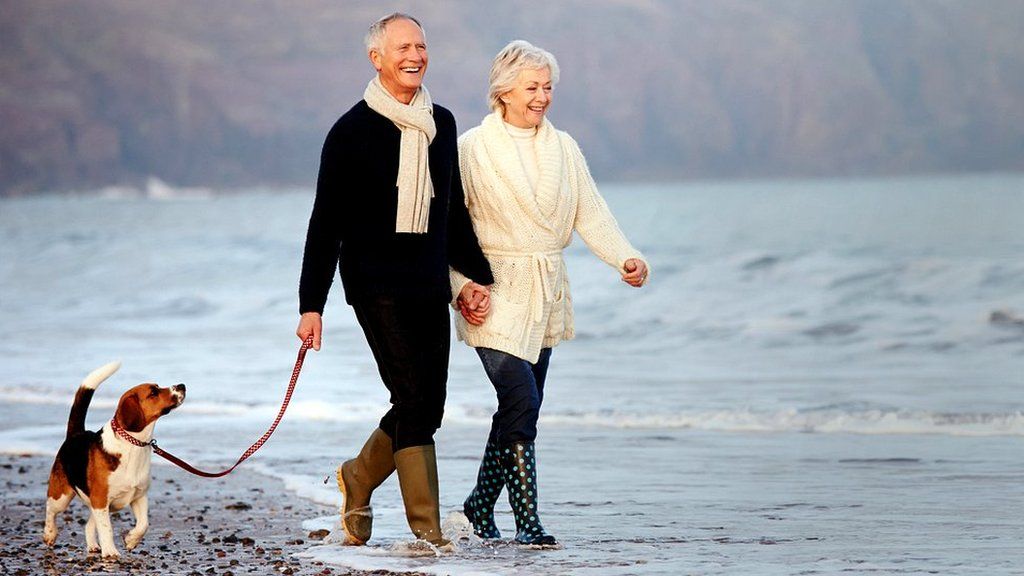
43, 361, 185, 558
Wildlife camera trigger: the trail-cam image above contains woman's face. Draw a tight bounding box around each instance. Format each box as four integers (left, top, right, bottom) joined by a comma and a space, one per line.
501, 67, 552, 129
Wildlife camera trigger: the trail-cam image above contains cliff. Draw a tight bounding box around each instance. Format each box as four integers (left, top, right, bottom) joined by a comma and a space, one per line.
2, 0, 1022, 195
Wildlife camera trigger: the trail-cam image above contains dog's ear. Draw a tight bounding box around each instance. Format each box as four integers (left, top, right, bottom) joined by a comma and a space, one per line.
117, 394, 147, 432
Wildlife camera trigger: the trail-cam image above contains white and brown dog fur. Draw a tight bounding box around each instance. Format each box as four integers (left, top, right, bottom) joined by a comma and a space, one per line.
43, 361, 185, 558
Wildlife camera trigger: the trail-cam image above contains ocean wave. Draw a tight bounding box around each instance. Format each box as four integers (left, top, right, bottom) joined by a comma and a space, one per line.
536, 406, 1024, 436
0, 386, 118, 409
0, 386, 384, 421
4, 384, 1021, 437
990, 309, 1024, 332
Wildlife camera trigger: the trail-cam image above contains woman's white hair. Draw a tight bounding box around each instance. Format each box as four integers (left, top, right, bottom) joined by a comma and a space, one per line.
488, 40, 560, 113
365, 12, 424, 54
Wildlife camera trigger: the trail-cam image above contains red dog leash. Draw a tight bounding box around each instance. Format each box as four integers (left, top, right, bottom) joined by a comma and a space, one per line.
110, 336, 314, 478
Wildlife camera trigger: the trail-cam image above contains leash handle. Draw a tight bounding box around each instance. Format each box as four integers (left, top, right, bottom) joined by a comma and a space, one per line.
151, 336, 314, 478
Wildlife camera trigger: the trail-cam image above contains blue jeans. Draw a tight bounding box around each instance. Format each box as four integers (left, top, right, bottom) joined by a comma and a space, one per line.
476, 347, 553, 446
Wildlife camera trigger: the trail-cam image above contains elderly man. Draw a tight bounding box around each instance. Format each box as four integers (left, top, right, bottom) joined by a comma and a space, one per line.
296, 12, 493, 548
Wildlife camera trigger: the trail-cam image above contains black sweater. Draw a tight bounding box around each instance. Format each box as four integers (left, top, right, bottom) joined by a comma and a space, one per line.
299, 100, 493, 312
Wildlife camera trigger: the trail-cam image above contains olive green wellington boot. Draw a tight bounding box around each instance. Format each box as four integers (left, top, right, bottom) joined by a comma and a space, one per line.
336, 428, 396, 545
394, 444, 452, 548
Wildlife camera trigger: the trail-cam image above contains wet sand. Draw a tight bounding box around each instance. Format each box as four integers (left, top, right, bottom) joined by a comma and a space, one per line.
0, 454, 423, 576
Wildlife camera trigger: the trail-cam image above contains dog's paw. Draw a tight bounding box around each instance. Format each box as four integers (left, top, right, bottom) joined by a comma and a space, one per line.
42, 529, 57, 547
124, 531, 143, 551
87, 547, 101, 555
100, 549, 121, 560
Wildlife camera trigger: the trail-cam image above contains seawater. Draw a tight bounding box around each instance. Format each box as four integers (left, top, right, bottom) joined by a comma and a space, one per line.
1, 174, 1022, 575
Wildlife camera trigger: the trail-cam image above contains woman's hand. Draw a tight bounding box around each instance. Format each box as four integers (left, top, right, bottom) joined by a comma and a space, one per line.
296, 312, 323, 351
458, 282, 491, 325
622, 259, 648, 287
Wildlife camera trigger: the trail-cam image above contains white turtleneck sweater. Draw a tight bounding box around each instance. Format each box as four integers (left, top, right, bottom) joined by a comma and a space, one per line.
504, 122, 540, 193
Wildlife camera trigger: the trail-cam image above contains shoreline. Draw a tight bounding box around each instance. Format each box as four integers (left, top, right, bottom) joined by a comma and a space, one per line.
0, 453, 424, 576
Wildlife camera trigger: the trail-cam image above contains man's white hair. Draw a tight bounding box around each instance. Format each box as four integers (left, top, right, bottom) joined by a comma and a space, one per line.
488, 40, 560, 113
365, 12, 425, 54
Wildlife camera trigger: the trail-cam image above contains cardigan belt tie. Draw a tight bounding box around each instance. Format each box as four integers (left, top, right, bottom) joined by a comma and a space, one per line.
485, 248, 562, 323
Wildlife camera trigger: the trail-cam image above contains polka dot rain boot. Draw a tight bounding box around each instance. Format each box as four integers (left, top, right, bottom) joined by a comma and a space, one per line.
463, 440, 503, 538
502, 441, 558, 547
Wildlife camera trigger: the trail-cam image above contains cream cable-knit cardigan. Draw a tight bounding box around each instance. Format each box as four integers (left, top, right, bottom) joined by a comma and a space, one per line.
451, 112, 647, 363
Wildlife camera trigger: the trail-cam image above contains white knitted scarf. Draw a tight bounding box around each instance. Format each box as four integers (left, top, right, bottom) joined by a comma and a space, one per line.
364, 77, 436, 233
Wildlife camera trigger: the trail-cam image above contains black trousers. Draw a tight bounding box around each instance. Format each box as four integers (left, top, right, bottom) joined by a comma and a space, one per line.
351, 295, 449, 451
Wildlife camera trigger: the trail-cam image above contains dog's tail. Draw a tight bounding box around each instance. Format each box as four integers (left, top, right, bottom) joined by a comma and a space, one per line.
66, 361, 121, 439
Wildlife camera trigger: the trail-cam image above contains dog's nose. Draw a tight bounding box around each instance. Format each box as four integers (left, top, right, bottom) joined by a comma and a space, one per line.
174, 383, 186, 392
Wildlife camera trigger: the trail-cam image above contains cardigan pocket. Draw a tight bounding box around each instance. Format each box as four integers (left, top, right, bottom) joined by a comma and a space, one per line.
488, 291, 531, 349
544, 288, 567, 340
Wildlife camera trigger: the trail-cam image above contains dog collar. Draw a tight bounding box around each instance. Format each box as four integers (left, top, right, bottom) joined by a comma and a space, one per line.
110, 418, 154, 448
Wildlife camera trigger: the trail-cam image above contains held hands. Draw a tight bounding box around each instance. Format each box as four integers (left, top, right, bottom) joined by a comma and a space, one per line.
458, 282, 492, 326
622, 258, 648, 287
296, 312, 323, 351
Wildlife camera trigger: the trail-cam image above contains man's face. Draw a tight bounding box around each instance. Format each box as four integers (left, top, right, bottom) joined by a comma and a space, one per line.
370, 18, 428, 104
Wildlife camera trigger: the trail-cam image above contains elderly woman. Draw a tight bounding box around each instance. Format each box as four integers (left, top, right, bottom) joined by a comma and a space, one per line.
451, 40, 649, 546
